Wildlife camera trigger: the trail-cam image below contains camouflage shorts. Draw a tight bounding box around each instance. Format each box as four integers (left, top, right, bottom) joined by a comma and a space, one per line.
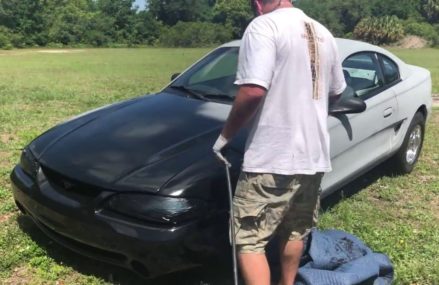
232, 172, 323, 254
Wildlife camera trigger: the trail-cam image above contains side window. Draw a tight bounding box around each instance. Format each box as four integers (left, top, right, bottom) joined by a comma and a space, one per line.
380, 55, 400, 84
342, 53, 384, 98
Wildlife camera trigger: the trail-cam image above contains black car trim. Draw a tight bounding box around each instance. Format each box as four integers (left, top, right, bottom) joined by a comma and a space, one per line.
11, 165, 213, 278
10, 165, 35, 190
29, 205, 128, 265
41, 165, 104, 198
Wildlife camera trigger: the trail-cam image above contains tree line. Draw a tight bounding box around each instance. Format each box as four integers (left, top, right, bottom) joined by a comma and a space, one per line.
0, 0, 438, 49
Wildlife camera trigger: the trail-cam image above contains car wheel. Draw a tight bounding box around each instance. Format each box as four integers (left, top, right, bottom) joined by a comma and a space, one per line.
391, 112, 425, 174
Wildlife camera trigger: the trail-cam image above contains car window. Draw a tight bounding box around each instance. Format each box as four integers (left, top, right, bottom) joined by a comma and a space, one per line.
342, 53, 384, 98
189, 49, 238, 85
174, 47, 239, 97
380, 55, 400, 84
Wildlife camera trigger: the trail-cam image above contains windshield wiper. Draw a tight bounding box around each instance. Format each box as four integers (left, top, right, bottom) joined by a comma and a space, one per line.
202, 93, 235, 101
170, 85, 208, 101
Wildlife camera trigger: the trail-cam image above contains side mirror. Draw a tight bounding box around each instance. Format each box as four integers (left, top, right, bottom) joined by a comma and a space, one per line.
171, 73, 180, 81
329, 87, 366, 115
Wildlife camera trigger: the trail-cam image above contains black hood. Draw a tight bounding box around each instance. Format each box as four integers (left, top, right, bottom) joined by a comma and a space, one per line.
30, 93, 235, 193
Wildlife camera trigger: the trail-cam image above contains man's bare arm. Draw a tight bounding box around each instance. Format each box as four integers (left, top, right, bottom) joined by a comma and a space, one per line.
221, 84, 266, 140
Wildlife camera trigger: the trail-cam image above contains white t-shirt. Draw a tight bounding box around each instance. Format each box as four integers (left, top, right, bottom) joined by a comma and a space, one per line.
235, 8, 346, 175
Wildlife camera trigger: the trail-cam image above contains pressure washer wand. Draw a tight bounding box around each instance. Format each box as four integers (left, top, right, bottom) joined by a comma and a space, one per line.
223, 159, 239, 285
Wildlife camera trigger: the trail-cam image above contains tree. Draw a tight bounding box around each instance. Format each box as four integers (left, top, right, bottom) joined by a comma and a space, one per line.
213, 0, 253, 39
296, 0, 420, 37
148, 0, 215, 26
158, 21, 232, 47
82, 13, 115, 46
48, 0, 95, 45
97, 0, 137, 43
0, 0, 436, 48
295, 0, 345, 36
422, 0, 439, 23
0, 26, 12, 48
353, 16, 404, 45
133, 10, 162, 45
0, 0, 52, 46
369, 0, 419, 19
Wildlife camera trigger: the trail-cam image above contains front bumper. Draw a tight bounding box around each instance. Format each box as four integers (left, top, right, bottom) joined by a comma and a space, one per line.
10, 165, 225, 278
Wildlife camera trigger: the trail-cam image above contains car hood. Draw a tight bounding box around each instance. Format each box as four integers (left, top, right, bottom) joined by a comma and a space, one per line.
30, 93, 234, 193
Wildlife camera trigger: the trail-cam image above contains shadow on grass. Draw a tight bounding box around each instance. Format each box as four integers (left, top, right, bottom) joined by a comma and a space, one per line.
321, 161, 396, 211
16, 216, 236, 285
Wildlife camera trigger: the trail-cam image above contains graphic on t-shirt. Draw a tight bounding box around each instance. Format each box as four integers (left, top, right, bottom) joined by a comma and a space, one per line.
304, 22, 321, 100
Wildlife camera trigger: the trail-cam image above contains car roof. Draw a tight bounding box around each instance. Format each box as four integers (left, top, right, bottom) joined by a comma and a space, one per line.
220, 38, 409, 79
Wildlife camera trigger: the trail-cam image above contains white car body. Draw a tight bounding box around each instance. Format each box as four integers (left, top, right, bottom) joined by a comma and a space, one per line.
218, 38, 433, 195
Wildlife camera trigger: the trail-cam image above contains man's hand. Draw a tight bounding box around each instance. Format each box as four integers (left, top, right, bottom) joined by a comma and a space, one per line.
213, 134, 230, 166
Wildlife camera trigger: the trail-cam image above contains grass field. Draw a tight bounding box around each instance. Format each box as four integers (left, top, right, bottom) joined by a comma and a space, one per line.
0, 47, 438, 284
389, 48, 439, 95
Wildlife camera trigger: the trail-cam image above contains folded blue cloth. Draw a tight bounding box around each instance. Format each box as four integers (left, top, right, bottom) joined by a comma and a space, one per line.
295, 229, 394, 285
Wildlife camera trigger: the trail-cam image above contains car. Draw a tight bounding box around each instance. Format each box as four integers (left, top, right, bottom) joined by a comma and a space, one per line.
10, 38, 432, 278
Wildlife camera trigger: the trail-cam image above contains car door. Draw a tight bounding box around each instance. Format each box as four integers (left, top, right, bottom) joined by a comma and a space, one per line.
322, 52, 399, 194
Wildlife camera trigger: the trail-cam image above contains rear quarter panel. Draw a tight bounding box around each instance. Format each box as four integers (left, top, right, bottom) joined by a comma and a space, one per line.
390, 65, 432, 153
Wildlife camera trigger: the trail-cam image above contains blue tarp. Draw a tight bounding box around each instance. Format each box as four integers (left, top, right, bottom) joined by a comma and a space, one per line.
295, 229, 394, 285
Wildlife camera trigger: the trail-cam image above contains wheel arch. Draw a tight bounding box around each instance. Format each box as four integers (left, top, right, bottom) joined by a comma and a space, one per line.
416, 105, 428, 121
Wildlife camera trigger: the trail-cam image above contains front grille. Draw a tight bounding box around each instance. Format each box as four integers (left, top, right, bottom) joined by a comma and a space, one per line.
41, 166, 103, 198
37, 217, 127, 264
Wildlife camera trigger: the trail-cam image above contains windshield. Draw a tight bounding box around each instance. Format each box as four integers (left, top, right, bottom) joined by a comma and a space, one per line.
170, 47, 239, 101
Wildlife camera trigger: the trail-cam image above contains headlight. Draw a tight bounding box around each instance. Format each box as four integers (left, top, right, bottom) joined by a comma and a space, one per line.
103, 194, 207, 225
20, 148, 39, 178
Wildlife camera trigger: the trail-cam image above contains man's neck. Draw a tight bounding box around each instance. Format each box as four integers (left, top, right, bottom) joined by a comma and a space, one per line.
263, 0, 294, 15
275, 1, 294, 11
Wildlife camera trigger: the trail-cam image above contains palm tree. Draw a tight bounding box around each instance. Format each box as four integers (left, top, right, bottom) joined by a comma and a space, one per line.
423, 0, 439, 22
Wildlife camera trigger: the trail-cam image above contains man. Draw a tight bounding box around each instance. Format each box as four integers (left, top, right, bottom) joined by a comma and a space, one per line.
213, 0, 346, 284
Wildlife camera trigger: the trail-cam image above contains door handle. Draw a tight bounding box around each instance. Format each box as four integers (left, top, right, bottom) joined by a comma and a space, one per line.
383, 107, 393, 118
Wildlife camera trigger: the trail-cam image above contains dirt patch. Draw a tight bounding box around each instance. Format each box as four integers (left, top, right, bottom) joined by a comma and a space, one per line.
0, 150, 11, 168
37, 49, 85, 54
0, 133, 18, 144
417, 174, 436, 184
396, 36, 428, 49
0, 50, 40, 56
0, 213, 15, 224
431, 196, 439, 221
0, 133, 16, 168
431, 108, 439, 125
1, 49, 86, 56
433, 95, 439, 108
3, 266, 34, 285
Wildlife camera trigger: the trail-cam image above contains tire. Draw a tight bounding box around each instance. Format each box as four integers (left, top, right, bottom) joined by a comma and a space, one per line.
390, 112, 425, 174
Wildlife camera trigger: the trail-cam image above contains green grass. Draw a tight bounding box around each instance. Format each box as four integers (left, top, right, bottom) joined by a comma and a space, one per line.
0, 48, 212, 285
319, 118, 439, 284
0, 48, 438, 284
389, 48, 439, 94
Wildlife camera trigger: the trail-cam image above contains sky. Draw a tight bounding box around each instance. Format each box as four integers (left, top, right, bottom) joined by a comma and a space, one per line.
133, 0, 146, 10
